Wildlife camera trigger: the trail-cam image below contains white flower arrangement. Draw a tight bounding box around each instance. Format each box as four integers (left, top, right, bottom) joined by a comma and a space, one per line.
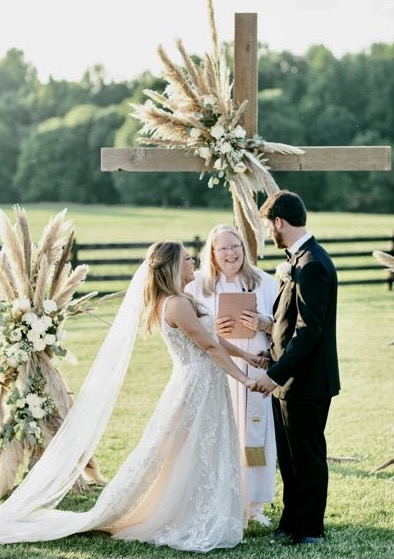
0, 297, 75, 373
275, 261, 293, 283
129, 0, 304, 251
0, 369, 56, 449
0, 207, 100, 466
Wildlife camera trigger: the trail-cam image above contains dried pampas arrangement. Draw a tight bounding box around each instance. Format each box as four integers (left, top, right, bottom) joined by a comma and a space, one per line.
129, 0, 304, 253
372, 250, 394, 272
372, 249, 394, 347
0, 207, 106, 498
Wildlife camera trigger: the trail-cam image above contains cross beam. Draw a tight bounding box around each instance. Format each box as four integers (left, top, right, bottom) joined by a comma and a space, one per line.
101, 146, 391, 173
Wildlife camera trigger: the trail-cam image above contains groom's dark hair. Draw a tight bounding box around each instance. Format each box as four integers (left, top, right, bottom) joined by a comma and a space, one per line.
259, 190, 307, 226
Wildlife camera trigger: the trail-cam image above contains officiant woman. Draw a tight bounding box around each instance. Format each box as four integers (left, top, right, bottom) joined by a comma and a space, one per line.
186, 224, 278, 525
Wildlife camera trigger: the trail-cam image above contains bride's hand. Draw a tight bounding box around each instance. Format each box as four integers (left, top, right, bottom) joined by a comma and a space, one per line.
245, 378, 257, 391
244, 352, 266, 368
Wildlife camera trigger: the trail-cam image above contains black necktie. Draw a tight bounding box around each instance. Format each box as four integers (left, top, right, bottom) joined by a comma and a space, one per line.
285, 249, 292, 261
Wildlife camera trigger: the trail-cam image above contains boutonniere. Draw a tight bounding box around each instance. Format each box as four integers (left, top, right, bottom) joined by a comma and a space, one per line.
275, 261, 293, 283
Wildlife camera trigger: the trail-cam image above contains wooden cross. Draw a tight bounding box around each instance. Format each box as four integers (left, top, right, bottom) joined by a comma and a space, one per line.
101, 13, 391, 260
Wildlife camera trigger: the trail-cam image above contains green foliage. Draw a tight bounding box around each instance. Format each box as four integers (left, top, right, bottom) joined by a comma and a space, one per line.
0, 43, 393, 212
0, 49, 37, 95
14, 105, 123, 203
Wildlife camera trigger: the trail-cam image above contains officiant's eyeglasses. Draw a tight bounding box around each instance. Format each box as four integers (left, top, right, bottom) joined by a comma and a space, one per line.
214, 244, 243, 254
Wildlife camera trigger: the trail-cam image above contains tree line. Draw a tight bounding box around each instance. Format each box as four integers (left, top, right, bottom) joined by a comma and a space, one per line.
0, 43, 393, 212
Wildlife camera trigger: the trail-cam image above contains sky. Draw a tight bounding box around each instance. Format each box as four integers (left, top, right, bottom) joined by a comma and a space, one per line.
1, 0, 393, 83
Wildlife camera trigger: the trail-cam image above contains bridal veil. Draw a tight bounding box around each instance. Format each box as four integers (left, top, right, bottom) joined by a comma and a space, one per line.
0, 261, 148, 537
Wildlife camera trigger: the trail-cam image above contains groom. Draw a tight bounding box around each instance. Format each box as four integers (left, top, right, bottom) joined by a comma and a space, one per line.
254, 190, 340, 545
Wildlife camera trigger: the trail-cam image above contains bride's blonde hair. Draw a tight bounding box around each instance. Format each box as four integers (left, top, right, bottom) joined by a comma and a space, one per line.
144, 241, 205, 333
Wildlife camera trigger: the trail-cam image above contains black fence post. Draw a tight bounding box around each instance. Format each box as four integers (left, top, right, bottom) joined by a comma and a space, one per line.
192, 235, 203, 268
71, 239, 79, 269
387, 231, 394, 291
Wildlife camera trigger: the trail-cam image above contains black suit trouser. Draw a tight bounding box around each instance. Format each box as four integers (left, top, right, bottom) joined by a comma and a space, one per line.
272, 395, 331, 539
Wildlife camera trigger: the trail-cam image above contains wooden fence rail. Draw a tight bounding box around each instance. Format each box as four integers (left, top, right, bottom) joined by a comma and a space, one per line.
71, 234, 394, 294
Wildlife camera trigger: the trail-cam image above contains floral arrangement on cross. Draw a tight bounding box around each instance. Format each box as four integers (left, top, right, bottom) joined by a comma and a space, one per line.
0, 207, 106, 498
130, 0, 304, 253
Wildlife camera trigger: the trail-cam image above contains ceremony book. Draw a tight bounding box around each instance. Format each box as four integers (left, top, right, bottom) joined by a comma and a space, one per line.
217, 292, 257, 339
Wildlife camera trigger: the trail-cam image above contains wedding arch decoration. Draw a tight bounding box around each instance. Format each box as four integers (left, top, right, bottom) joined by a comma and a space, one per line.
129, 0, 304, 255
0, 207, 106, 498
102, 1, 390, 261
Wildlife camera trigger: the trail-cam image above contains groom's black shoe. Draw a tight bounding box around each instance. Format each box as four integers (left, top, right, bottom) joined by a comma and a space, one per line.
298, 535, 325, 544
276, 531, 325, 546
273, 529, 294, 545
273, 529, 290, 539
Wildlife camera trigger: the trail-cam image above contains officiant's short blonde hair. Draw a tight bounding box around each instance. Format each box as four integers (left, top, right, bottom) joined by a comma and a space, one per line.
199, 224, 261, 297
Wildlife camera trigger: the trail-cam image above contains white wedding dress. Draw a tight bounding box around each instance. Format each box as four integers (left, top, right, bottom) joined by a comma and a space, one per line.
0, 295, 245, 553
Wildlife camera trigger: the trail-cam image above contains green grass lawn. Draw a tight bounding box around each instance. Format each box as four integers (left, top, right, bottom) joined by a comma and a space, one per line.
0, 203, 392, 241
0, 205, 393, 558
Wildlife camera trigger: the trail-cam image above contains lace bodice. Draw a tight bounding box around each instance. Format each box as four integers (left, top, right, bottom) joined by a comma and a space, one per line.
161, 298, 217, 367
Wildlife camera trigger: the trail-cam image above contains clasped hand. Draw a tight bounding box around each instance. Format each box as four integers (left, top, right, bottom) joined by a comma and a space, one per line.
244, 351, 276, 396
243, 351, 268, 369
251, 371, 277, 397
243, 374, 277, 395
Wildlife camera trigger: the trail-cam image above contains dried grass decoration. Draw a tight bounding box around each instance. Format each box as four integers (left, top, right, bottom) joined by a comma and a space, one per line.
129, 0, 304, 253
0, 207, 106, 498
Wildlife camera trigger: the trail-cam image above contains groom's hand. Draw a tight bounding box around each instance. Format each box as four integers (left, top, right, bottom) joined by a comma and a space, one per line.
253, 371, 277, 397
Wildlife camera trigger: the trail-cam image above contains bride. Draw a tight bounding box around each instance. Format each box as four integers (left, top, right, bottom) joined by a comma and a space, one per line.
0, 240, 262, 553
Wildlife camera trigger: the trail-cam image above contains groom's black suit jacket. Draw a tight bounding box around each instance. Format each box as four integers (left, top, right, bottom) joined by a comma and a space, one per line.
268, 236, 340, 399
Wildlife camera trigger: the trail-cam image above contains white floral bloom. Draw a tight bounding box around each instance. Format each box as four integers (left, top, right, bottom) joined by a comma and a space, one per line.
33, 339, 47, 352
189, 128, 201, 139
30, 406, 46, 420
27, 329, 41, 342
22, 312, 38, 325
213, 158, 227, 171
6, 355, 19, 368
220, 142, 232, 154
197, 146, 211, 160
234, 162, 247, 173
233, 125, 247, 138
43, 334, 56, 346
40, 315, 52, 329
210, 124, 225, 139
9, 329, 22, 342
31, 319, 48, 335
15, 397, 26, 409
43, 299, 58, 314
12, 299, 31, 314
26, 393, 43, 408
202, 94, 216, 107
